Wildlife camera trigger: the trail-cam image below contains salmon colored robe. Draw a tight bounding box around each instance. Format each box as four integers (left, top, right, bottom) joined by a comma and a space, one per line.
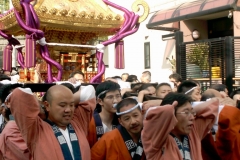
87, 117, 98, 148
142, 100, 218, 160
91, 129, 146, 160
0, 121, 32, 160
216, 105, 240, 160
9, 88, 96, 160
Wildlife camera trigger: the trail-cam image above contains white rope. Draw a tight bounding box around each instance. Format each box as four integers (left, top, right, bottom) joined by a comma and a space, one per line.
116, 103, 142, 116
13, 45, 25, 49
185, 86, 197, 94
37, 37, 106, 52
47, 43, 97, 49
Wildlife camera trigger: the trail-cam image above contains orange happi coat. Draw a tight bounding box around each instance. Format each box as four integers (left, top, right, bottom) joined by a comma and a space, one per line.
216, 105, 240, 160
91, 128, 146, 160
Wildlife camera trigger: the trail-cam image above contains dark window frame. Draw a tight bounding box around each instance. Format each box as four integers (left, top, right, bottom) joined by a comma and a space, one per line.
144, 42, 151, 69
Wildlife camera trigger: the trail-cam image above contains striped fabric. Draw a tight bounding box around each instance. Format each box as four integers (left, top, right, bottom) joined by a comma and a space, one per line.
115, 40, 125, 69
3, 44, 13, 71
25, 38, 36, 68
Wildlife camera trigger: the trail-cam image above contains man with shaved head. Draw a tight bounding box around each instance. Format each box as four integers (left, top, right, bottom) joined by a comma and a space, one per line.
7, 84, 96, 160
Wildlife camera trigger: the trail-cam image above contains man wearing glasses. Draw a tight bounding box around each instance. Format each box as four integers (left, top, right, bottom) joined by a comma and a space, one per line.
141, 92, 218, 160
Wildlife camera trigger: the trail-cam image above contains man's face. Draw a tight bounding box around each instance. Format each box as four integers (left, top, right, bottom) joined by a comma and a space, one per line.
119, 104, 143, 136
45, 89, 75, 129
173, 102, 195, 136
140, 74, 149, 83
73, 73, 84, 83
99, 90, 122, 113
191, 87, 201, 102
121, 75, 128, 82
146, 86, 156, 96
169, 78, 180, 88
156, 85, 172, 99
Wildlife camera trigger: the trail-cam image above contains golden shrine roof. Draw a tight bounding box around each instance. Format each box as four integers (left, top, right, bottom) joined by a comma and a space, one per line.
0, 0, 124, 38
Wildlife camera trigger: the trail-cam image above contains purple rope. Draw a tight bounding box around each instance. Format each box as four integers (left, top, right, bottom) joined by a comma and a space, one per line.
0, 31, 25, 68
90, 0, 140, 83
90, 51, 105, 83
14, 1, 63, 82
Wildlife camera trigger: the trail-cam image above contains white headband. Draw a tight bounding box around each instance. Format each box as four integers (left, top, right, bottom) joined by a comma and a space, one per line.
97, 90, 108, 99
116, 103, 142, 116
185, 86, 197, 94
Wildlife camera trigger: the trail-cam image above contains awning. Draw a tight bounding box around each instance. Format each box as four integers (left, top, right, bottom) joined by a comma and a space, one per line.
147, 0, 239, 30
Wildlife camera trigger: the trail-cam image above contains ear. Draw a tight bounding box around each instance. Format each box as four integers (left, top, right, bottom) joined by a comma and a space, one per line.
118, 117, 123, 126
97, 98, 104, 106
44, 101, 50, 112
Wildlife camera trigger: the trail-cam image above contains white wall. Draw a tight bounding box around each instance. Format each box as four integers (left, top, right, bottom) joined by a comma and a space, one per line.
104, 0, 177, 83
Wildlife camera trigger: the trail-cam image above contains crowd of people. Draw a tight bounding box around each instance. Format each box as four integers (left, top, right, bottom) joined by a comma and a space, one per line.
0, 68, 239, 160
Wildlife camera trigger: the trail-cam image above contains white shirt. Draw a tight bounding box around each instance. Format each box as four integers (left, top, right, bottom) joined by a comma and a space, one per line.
59, 128, 74, 160
0, 114, 3, 126
102, 122, 112, 133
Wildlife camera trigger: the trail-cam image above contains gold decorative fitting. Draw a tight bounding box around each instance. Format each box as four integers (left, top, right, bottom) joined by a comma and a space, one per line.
12, 0, 23, 13
88, 12, 95, 19
49, 8, 58, 15
131, 0, 149, 23
106, 14, 113, 20
115, 14, 121, 20
79, 11, 86, 18
68, 0, 78, 2
97, 13, 104, 19
69, 10, 77, 17
60, 9, 68, 16
40, 6, 48, 13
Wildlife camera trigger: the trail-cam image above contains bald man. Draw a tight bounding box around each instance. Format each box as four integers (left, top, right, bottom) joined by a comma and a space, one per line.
8, 85, 96, 160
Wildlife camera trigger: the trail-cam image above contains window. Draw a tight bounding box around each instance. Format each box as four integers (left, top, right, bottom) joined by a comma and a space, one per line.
144, 42, 150, 69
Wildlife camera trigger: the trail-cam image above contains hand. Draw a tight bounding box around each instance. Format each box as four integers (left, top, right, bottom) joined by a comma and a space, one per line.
218, 97, 236, 107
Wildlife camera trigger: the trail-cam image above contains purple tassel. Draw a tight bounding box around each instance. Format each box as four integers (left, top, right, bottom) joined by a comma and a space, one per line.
115, 40, 125, 69
3, 44, 13, 71
25, 38, 36, 68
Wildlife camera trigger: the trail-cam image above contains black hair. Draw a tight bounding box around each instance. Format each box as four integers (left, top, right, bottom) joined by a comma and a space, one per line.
156, 83, 171, 91
0, 83, 23, 103
60, 83, 76, 93
161, 92, 191, 114
69, 71, 84, 78
126, 75, 139, 83
210, 84, 226, 92
138, 83, 155, 92
116, 98, 138, 116
230, 88, 240, 99
0, 74, 11, 81
95, 81, 120, 113
41, 93, 49, 118
169, 73, 182, 82
95, 81, 120, 99
177, 80, 198, 95
0, 83, 23, 121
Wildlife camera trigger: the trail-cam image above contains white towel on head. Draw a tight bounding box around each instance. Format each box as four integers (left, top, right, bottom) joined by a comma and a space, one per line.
55, 81, 81, 88
0, 80, 17, 84
80, 85, 95, 102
